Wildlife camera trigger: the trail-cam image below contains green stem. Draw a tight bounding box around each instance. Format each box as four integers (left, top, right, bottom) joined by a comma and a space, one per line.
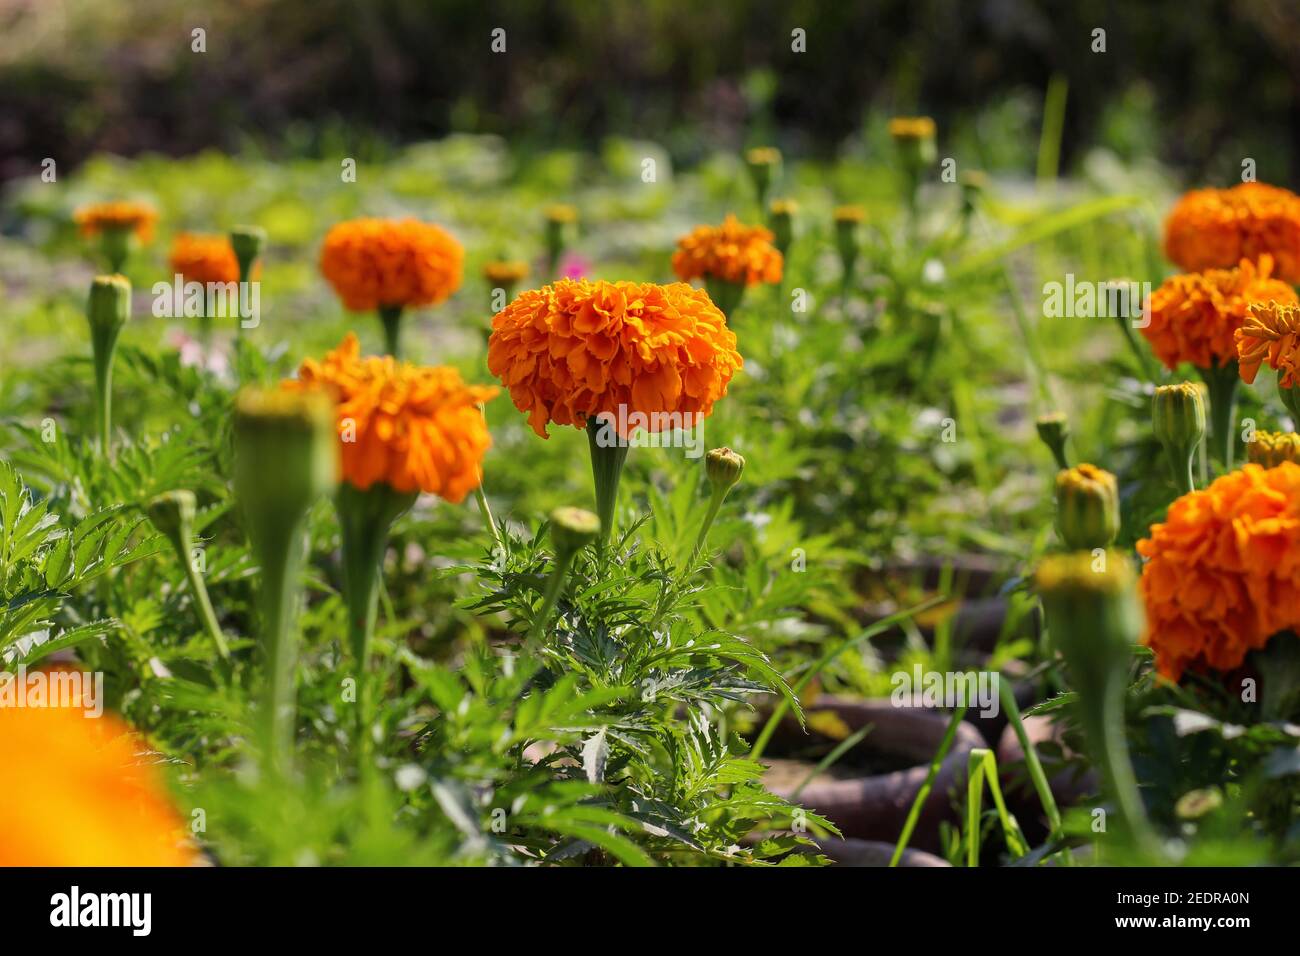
257, 520, 305, 777
689, 486, 728, 569
998, 679, 1061, 838
90, 324, 121, 457
379, 305, 404, 358
586, 418, 630, 557
337, 482, 415, 767
528, 552, 574, 649
474, 404, 503, 551
1170, 449, 1196, 495
183, 557, 229, 660
890, 704, 967, 867
1200, 362, 1239, 470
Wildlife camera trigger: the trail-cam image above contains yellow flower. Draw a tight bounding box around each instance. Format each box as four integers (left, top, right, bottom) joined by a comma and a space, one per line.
483, 260, 530, 285
1246, 429, 1300, 468
888, 116, 937, 141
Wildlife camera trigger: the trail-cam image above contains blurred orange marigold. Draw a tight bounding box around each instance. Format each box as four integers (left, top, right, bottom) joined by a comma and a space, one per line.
487, 279, 742, 438
671, 215, 783, 287
74, 201, 157, 242
0, 690, 196, 866
283, 333, 496, 500
1141, 256, 1296, 370
1137, 462, 1300, 681
320, 218, 463, 312
168, 233, 242, 285
1163, 183, 1300, 283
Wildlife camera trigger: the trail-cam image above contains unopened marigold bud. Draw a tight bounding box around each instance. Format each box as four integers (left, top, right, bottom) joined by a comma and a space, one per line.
543, 206, 576, 278
1246, 429, 1300, 468
705, 447, 745, 491
888, 116, 938, 167
233, 389, 338, 534
1152, 382, 1206, 456
1035, 412, 1070, 469
833, 206, 864, 287
768, 199, 796, 257
87, 274, 131, 333
1055, 464, 1119, 550
230, 225, 267, 279
549, 506, 600, 559
146, 489, 196, 551
745, 147, 781, 207
1036, 550, 1140, 670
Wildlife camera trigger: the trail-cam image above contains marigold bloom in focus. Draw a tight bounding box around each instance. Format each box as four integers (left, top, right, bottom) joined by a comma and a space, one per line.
169, 233, 242, 285
1237, 299, 1300, 388
487, 279, 742, 438
0, 692, 195, 866
671, 215, 783, 287
74, 200, 158, 242
320, 218, 463, 312
1141, 256, 1296, 370
1137, 462, 1300, 680
1163, 183, 1300, 282
283, 333, 496, 501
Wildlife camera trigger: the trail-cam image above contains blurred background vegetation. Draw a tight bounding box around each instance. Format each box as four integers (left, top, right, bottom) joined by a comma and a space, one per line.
2, 0, 1299, 184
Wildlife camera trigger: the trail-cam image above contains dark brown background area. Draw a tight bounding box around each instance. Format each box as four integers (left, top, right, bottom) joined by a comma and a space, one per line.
3, 0, 1299, 181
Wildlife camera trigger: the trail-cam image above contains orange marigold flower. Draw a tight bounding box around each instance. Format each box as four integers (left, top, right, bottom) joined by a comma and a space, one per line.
1141, 256, 1297, 370
74, 200, 157, 242
1137, 462, 1300, 681
487, 279, 743, 438
1237, 298, 1300, 388
283, 333, 496, 500
0, 688, 196, 866
168, 233, 242, 285
671, 215, 783, 287
1163, 183, 1300, 283
320, 218, 463, 312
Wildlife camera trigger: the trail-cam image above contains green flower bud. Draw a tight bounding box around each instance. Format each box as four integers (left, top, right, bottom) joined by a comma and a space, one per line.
230, 224, 267, 279
1054, 464, 1120, 550
745, 147, 781, 206
233, 389, 338, 538
768, 199, 796, 258
1246, 429, 1300, 468
87, 274, 131, 333
705, 447, 745, 491
888, 116, 938, 168
1036, 549, 1140, 660
1035, 412, 1070, 469
146, 489, 197, 552
1153, 382, 1206, 456
549, 506, 600, 560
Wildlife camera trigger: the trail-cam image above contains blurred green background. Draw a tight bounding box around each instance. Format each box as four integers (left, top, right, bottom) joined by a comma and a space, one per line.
2, 0, 1299, 184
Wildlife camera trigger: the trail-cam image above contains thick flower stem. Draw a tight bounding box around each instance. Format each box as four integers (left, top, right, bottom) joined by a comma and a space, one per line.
378, 305, 404, 358
337, 482, 416, 767
1200, 362, 1239, 470
257, 520, 306, 778
1171, 452, 1196, 495
91, 343, 115, 456
586, 418, 630, 556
